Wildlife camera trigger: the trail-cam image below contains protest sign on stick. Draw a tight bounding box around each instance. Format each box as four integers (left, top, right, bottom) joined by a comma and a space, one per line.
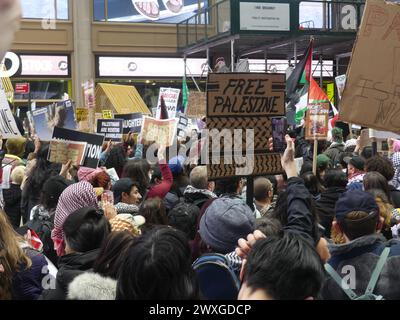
305, 102, 329, 140
140, 116, 178, 147
96, 119, 124, 142
155, 88, 180, 119
48, 140, 87, 166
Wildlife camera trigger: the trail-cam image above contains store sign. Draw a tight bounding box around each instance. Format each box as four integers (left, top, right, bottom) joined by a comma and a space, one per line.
339, 4, 365, 30
15, 83, 30, 94
240, 2, 290, 31
0, 52, 69, 77
98, 57, 208, 78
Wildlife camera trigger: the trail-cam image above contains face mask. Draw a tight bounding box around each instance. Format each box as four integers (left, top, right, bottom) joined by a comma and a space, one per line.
0, 0, 21, 62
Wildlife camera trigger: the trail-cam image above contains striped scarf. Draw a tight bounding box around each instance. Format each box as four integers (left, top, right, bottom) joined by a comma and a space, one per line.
51, 181, 99, 256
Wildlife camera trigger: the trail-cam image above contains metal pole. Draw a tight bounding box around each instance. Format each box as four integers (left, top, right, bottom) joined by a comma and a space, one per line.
294, 41, 297, 66
264, 50, 268, 73
231, 39, 235, 72
246, 176, 254, 210
320, 55, 323, 88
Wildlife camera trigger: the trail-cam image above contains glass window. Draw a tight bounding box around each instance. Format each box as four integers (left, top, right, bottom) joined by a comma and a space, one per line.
94, 0, 106, 21
21, 0, 69, 20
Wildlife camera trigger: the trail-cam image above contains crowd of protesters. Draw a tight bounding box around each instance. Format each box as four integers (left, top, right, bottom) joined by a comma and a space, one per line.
1, 123, 400, 301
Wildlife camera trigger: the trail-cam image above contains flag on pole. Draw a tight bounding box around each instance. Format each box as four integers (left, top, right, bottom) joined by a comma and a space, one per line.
159, 96, 169, 120
286, 39, 314, 102
182, 76, 189, 112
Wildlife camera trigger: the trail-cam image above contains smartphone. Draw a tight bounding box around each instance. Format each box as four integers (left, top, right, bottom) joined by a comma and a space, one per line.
271, 117, 288, 153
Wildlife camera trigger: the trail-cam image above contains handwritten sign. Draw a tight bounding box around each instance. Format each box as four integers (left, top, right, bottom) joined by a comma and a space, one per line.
339, 0, 400, 133
0, 84, 21, 139
102, 110, 113, 119
140, 116, 178, 147
48, 140, 87, 166
206, 73, 285, 179
305, 102, 329, 140
186, 91, 206, 119
156, 88, 180, 119
96, 119, 124, 141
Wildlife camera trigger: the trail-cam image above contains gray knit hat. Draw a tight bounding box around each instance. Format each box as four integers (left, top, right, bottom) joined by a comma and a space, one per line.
199, 197, 255, 254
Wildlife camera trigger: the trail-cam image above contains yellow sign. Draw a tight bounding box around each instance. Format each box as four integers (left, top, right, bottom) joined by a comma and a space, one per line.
326, 82, 335, 105
102, 110, 113, 119
76, 108, 89, 122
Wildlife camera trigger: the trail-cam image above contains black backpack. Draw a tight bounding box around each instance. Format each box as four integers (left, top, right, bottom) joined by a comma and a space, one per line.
28, 213, 56, 264
168, 198, 205, 240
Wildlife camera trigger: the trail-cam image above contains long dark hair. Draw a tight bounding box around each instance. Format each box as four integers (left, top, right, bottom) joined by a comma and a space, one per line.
116, 226, 200, 300
122, 159, 151, 196
93, 231, 136, 279
104, 144, 127, 178
139, 198, 169, 232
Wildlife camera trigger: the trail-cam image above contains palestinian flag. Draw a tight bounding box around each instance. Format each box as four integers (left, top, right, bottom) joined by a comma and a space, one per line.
286, 39, 313, 102
294, 76, 339, 127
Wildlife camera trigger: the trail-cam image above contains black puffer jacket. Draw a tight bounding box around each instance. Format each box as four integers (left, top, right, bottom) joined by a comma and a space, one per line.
315, 187, 347, 237
39, 249, 99, 300
322, 234, 400, 300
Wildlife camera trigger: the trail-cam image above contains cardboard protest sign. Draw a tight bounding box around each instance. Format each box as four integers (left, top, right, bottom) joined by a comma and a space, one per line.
48, 140, 87, 166
186, 91, 206, 119
96, 119, 124, 142
177, 115, 189, 138
82, 79, 95, 109
114, 113, 143, 134
52, 127, 105, 169
335, 75, 346, 100
339, 0, 400, 133
0, 84, 21, 139
156, 88, 180, 119
102, 110, 113, 119
305, 102, 329, 140
76, 108, 89, 122
140, 116, 178, 147
207, 73, 285, 179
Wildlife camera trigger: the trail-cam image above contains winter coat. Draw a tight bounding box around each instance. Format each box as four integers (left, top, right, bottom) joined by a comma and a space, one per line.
3, 183, 22, 229
12, 247, 48, 300
389, 185, 400, 208
164, 186, 186, 212
67, 272, 117, 300
39, 249, 100, 300
322, 234, 400, 300
183, 185, 217, 209
146, 163, 173, 200
315, 187, 347, 237
324, 143, 345, 166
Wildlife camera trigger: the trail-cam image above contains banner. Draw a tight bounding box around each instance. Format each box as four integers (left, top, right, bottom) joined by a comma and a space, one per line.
0, 84, 21, 139
96, 119, 124, 142
48, 140, 87, 166
305, 102, 329, 140
140, 116, 178, 147
335, 75, 346, 100
102, 110, 113, 119
115, 113, 143, 134
339, 0, 400, 133
186, 91, 206, 119
156, 88, 180, 119
52, 127, 105, 169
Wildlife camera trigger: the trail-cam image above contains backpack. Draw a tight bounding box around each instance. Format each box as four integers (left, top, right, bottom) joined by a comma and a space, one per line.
192, 253, 240, 300
168, 198, 204, 240
28, 212, 55, 263
325, 247, 390, 300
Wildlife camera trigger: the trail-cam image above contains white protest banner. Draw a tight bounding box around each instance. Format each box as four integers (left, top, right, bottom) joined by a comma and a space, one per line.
0, 83, 22, 139
156, 88, 181, 119
140, 116, 178, 147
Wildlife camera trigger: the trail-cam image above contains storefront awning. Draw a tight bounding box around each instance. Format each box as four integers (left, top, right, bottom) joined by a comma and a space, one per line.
95, 83, 151, 115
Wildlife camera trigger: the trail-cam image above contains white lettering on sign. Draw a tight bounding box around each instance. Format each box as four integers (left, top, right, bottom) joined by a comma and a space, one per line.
341, 5, 357, 30
86, 144, 102, 159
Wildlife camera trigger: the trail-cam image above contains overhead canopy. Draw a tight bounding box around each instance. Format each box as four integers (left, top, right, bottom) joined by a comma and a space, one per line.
95, 83, 151, 115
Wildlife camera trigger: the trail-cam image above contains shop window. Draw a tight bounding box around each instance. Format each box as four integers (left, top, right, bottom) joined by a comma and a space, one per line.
94, 0, 207, 23
21, 0, 69, 20
12, 80, 69, 100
